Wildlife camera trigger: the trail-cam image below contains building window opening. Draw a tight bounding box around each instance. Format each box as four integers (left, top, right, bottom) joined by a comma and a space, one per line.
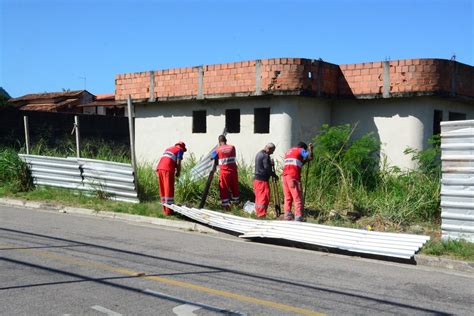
225, 109, 240, 133
193, 110, 206, 133
254, 108, 270, 134
449, 112, 466, 121
433, 110, 443, 136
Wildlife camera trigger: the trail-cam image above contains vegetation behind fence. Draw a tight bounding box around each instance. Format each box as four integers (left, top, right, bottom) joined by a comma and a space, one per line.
0, 122, 441, 228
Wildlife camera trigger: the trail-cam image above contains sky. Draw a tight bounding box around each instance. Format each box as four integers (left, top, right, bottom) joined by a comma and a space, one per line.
1, 0, 472, 97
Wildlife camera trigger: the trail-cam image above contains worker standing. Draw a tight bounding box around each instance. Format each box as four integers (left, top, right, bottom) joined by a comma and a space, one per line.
253, 143, 277, 218
212, 135, 239, 209
282, 142, 313, 221
156, 141, 187, 215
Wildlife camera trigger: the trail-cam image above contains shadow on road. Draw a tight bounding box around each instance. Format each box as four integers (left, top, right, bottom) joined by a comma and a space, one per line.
0, 227, 450, 315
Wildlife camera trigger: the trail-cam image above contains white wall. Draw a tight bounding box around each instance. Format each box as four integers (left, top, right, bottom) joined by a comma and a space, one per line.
293, 97, 331, 147
331, 96, 474, 169
134, 96, 331, 166
135, 95, 473, 169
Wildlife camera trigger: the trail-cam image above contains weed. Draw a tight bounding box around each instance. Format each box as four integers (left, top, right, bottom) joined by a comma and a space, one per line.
421, 239, 474, 261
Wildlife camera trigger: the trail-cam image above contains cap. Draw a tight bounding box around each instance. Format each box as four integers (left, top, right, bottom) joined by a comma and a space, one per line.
175, 141, 187, 152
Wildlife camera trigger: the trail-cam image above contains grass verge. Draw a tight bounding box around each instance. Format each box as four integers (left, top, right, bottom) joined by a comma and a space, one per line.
2, 186, 177, 220
420, 239, 474, 261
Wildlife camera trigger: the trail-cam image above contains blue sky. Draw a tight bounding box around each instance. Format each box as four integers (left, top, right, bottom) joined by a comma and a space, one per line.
1, 0, 472, 97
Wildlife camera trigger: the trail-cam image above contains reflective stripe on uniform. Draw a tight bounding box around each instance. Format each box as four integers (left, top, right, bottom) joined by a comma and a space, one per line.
160, 197, 174, 203
284, 158, 302, 168
218, 157, 236, 165
255, 204, 268, 209
162, 151, 177, 161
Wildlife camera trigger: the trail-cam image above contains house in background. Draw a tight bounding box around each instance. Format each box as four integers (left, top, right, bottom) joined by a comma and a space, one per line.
8, 90, 124, 116
115, 57, 473, 169
9, 90, 94, 113
79, 93, 125, 116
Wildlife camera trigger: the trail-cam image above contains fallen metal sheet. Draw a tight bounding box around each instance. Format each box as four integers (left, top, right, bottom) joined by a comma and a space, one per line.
164, 204, 430, 259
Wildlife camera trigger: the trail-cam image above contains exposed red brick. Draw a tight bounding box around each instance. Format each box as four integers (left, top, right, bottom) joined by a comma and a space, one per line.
115, 58, 473, 101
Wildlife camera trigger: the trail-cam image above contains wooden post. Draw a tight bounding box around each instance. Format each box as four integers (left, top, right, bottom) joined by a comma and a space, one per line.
23, 116, 30, 154
74, 115, 80, 158
127, 95, 137, 172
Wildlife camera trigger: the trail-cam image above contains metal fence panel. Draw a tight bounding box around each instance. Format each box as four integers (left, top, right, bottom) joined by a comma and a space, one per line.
189, 146, 217, 181
441, 120, 474, 242
165, 204, 429, 259
19, 154, 139, 203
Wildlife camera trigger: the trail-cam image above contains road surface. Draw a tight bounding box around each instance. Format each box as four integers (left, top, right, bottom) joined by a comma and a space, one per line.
0, 204, 472, 315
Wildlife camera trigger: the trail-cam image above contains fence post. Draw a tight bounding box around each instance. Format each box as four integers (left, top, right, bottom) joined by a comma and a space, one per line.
23, 116, 30, 154
74, 115, 80, 158
127, 95, 137, 173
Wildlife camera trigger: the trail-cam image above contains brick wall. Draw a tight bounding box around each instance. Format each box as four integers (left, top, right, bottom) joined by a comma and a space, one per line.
115, 58, 473, 102
339, 62, 383, 96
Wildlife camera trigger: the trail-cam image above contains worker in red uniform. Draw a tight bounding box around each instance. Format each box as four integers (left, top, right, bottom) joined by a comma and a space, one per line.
156, 141, 187, 215
212, 135, 239, 209
282, 142, 313, 221
253, 143, 277, 218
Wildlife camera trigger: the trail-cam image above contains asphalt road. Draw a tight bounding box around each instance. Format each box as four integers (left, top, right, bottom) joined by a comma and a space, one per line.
0, 204, 472, 316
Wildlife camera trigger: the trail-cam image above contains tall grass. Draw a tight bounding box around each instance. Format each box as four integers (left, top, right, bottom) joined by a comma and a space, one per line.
304, 124, 440, 226
135, 155, 255, 211
28, 136, 130, 162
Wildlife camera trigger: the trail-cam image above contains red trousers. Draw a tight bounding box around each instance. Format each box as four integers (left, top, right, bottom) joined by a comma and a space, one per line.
282, 175, 303, 217
219, 170, 239, 208
157, 169, 175, 215
253, 180, 269, 218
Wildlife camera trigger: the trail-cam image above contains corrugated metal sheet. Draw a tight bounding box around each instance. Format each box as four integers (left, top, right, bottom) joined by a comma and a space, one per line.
189, 146, 216, 181
441, 120, 474, 242
164, 204, 429, 259
19, 154, 138, 203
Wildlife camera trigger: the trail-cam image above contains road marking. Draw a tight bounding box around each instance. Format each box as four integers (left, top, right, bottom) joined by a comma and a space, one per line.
91, 305, 122, 316
144, 289, 236, 315
172, 304, 201, 316
1, 242, 324, 316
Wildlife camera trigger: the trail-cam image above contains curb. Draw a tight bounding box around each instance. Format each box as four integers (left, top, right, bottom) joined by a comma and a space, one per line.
0, 197, 218, 235
415, 254, 474, 274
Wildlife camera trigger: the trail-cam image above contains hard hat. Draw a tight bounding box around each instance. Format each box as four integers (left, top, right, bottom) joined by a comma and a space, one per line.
175, 141, 187, 152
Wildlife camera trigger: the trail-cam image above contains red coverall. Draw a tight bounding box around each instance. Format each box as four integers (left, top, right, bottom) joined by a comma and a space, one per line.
253, 180, 269, 217
214, 144, 239, 208
156, 145, 183, 215
253, 150, 273, 218
282, 147, 306, 218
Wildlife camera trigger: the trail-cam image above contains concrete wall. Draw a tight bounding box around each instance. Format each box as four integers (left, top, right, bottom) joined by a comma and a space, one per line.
134, 96, 331, 166
331, 96, 474, 169
134, 94, 473, 169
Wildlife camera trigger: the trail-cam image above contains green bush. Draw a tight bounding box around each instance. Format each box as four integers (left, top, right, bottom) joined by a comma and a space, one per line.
404, 134, 441, 176
304, 124, 440, 226
0, 148, 32, 193
305, 124, 380, 212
